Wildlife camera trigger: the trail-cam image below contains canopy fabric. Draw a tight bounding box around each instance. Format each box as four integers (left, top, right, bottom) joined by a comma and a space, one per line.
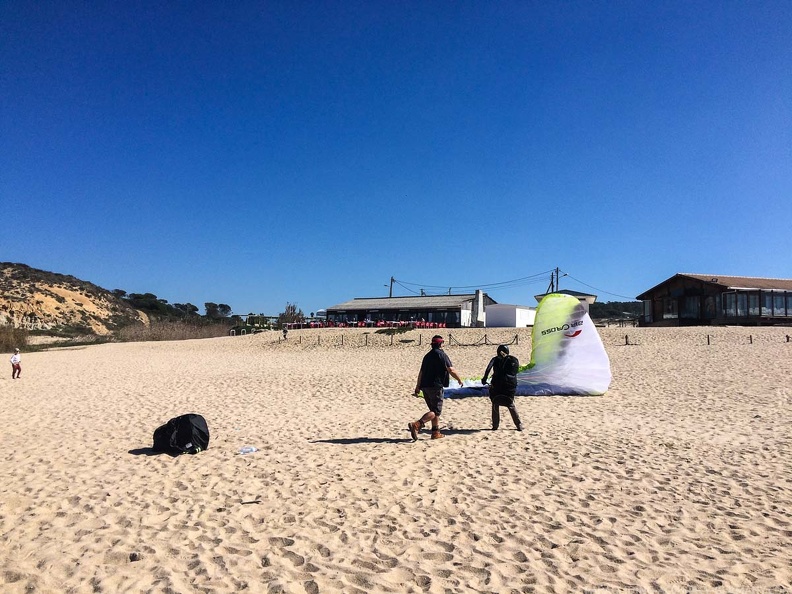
445, 293, 612, 397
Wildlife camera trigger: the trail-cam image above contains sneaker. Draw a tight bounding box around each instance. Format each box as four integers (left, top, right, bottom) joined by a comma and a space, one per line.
408, 421, 421, 441
431, 430, 444, 440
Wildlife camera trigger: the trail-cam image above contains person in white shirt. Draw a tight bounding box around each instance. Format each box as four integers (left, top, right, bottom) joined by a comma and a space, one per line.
10, 348, 21, 379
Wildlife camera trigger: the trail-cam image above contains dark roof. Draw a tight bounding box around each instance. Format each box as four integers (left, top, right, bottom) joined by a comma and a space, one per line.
326, 294, 485, 311
636, 273, 792, 299
534, 289, 597, 301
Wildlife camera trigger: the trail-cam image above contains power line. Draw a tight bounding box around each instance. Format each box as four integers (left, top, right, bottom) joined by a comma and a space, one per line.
560, 271, 637, 301
392, 269, 637, 301
393, 280, 421, 295
395, 270, 555, 294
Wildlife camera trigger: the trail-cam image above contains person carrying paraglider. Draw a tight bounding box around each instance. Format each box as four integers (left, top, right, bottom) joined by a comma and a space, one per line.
409, 335, 464, 441
482, 344, 523, 431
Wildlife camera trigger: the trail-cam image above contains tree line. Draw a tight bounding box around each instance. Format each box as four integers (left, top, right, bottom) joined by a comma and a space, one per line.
588, 301, 642, 319
115, 290, 308, 330
112, 290, 233, 321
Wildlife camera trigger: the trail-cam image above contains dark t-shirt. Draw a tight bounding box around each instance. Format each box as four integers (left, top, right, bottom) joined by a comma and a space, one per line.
419, 347, 452, 388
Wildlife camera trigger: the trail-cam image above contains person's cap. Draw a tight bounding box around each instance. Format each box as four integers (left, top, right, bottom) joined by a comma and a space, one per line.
431, 335, 444, 344
14, 348, 20, 352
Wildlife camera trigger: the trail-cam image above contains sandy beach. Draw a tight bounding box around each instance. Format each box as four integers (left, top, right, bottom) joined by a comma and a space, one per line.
1, 326, 790, 593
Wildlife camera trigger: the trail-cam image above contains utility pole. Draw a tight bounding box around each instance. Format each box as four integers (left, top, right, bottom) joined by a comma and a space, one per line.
389, 276, 394, 298
546, 267, 561, 294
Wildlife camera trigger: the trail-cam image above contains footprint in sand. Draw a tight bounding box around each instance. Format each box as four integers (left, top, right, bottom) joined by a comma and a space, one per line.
283, 550, 305, 567
424, 552, 453, 562
415, 574, 432, 589
352, 558, 383, 572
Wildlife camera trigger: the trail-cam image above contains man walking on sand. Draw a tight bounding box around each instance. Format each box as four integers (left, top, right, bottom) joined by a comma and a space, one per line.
409, 335, 463, 441
10, 348, 21, 379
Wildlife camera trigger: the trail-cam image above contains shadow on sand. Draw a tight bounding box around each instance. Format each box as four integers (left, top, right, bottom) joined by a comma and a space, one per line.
128, 447, 179, 457
311, 427, 491, 445
311, 437, 409, 445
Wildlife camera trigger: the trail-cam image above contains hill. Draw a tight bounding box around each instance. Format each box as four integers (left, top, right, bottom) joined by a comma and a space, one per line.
0, 262, 147, 335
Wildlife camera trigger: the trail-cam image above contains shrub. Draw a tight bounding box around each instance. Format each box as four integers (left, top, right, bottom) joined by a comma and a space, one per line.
0, 325, 28, 352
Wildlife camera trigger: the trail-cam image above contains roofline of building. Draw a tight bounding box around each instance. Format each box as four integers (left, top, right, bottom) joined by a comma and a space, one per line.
636, 273, 792, 299
348, 293, 478, 301
325, 292, 494, 311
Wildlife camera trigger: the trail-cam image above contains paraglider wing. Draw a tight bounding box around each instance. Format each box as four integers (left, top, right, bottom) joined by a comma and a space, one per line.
515, 293, 611, 395
444, 293, 611, 398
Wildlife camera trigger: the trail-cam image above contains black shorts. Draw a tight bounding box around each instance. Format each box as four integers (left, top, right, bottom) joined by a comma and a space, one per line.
422, 387, 444, 415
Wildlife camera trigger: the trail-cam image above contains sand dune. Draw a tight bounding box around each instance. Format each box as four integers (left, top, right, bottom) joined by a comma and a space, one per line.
1, 326, 790, 592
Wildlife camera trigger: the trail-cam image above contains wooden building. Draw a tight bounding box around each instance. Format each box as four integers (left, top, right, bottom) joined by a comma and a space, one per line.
325, 291, 495, 328
636, 274, 792, 326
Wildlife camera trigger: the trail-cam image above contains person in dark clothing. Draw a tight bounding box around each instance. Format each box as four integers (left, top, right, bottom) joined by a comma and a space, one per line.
482, 344, 523, 431
409, 335, 463, 441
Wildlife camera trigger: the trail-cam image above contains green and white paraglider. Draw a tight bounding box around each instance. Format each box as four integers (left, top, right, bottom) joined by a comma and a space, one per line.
445, 293, 612, 397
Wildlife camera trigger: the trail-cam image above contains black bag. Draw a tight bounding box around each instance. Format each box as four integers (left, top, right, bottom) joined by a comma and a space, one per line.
503, 355, 520, 376
496, 355, 520, 389
152, 413, 210, 454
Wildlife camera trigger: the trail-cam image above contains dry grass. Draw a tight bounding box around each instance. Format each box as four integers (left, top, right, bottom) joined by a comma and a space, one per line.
117, 320, 232, 342
0, 325, 28, 352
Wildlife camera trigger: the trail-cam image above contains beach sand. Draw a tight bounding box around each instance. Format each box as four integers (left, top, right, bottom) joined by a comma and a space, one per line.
1, 326, 790, 593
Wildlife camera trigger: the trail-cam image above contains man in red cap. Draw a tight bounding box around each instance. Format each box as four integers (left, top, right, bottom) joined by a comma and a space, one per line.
409, 335, 463, 440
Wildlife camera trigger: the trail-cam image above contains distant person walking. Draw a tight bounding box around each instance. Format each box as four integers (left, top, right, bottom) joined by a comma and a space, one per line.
482, 345, 523, 431
10, 348, 21, 379
282, 327, 288, 340
409, 335, 463, 440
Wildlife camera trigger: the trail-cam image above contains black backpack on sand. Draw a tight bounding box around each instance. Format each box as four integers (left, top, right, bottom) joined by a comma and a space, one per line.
152, 413, 210, 454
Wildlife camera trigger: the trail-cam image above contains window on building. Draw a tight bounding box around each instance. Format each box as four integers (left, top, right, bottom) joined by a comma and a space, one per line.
703, 296, 717, 319
786, 294, 792, 317
774, 294, 786, 316
643, 300, 653, 323
737, 293, 747, 317
663, 298, 678, 319
723, 293, 736, 317
681, 296, 700, 319
762, 292, 773, 316
748, 293, 760, 316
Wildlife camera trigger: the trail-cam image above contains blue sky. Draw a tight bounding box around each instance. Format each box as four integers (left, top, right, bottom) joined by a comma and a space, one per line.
2, 1, 790, 316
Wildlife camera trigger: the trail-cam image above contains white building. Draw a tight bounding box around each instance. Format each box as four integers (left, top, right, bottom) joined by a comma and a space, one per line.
484, 303, 536, 327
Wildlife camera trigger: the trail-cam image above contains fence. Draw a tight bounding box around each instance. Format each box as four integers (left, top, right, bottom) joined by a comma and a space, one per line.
275, 330, 524, 348
613, 332, 792, 347
264, 327, 792, 349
